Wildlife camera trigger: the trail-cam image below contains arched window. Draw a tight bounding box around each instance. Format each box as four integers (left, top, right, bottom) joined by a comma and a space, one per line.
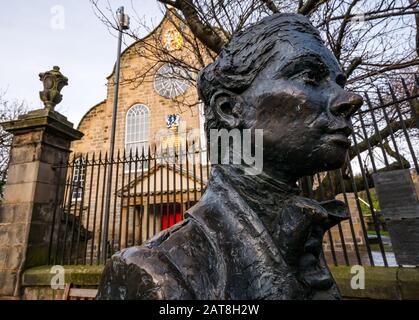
125, 104, 150, 155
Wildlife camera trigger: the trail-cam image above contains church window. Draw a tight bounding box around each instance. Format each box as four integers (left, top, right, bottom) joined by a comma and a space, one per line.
125, 104, 150, 156
154, 64, 190, 98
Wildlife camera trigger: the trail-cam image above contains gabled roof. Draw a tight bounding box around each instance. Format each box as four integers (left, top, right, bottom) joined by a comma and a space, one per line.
118, 162, 208, 197
76, 99, 106, 130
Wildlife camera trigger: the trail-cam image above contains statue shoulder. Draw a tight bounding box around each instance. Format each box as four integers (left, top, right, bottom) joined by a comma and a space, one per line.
97, 218, 224, 299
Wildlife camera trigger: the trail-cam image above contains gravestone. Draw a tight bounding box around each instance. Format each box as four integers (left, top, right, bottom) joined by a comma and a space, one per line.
373, 169, 419, 266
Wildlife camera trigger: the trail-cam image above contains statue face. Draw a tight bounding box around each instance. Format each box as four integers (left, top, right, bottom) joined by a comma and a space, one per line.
241, 30, 363, 180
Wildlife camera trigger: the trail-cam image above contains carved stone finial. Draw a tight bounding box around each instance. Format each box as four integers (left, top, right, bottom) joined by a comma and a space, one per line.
39, 66, 68, 110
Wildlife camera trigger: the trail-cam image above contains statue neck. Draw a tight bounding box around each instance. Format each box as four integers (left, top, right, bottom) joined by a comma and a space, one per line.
209, 164, 301, 231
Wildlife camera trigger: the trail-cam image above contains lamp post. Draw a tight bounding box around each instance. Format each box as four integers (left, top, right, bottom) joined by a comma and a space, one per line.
102, 6, 130, 262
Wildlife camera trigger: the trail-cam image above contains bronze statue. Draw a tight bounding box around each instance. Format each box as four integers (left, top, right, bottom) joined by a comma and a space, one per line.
96, 13, 363, 300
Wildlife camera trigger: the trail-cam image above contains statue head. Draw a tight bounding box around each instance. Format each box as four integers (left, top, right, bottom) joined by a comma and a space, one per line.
198, 13, 363, 183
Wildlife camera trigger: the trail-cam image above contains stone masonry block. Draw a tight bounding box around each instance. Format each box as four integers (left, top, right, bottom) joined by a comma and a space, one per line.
31, 203, 57, 224
3, 182, 36, 204
12, 130, 43, 145
0, 271, 18, 297
9, 142, 42, 165
0, 248, 6, 269
25, 243, 50, 269
6, 162, 39, 184
33, 182, 58, 204
39, 144, 70, 165
0, 223, 28, 247
28, 221, 52, 243
0, 203, 32, 224
36, 162, 59, 185
5, 245, 25, 270
23, 287, 39, 300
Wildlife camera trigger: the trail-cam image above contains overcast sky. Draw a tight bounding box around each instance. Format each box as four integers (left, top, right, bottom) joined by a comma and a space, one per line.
0, 0, 163, 126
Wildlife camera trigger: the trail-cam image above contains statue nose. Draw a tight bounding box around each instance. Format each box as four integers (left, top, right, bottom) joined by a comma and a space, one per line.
330, 91, 363, 118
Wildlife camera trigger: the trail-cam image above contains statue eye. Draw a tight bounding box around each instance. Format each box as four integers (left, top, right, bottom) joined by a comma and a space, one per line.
336, 74, 347, 88
300, 70, 318, 85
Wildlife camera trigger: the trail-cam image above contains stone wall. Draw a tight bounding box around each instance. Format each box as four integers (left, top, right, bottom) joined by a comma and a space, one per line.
324, 193, 365, 253
19, 265, 419, 300
0, 110, 82, 298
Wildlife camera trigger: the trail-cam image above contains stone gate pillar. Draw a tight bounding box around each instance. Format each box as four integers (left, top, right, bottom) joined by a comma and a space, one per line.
0, 67, 83, 299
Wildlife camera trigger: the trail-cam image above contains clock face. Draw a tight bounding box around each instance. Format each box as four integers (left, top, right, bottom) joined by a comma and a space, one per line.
162, 29, 183, 51
154, 64, 190, 98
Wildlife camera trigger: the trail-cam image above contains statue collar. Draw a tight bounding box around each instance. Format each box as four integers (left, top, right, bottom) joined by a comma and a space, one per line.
208, 165, 349, 231
211, 164, 301, 196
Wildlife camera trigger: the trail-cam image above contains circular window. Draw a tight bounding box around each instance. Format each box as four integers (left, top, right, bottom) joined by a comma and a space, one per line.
154, 64, 190, 98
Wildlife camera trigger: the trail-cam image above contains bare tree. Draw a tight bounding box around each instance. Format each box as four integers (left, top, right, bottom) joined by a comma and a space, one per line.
0, 90, 27, 198
91, 0, 418, 93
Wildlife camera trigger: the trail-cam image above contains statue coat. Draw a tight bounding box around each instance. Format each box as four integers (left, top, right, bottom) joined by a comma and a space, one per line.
97, 166, 347, 300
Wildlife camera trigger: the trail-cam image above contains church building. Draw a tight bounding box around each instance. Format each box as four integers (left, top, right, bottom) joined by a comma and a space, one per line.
72, 11, 207, 158
68, 10, 209, 253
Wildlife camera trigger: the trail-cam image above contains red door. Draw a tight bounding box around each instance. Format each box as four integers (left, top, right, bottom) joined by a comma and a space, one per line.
161, 203, 183, 230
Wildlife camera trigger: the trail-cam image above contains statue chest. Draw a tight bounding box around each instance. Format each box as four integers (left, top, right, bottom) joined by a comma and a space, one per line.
217, 233, 307, 300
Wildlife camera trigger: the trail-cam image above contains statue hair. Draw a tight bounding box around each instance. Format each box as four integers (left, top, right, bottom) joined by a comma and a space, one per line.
197, 13, 322, 136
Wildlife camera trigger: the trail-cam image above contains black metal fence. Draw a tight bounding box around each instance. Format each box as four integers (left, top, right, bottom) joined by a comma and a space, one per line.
48, 146, 210, 266
48, 77, 419, 267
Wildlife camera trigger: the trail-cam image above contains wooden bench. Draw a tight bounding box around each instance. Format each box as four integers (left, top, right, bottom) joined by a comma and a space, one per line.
63, 283, 98, 300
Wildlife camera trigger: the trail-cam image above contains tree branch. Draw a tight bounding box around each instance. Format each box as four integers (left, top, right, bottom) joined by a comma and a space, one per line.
345, 57, 363, 78
319, 8, 419, 26
334, 0, 361, 60
349, 117, 415, 159
348, 59, 419, 83
164, 0, 226, 54
261, 0, 279, 13
410, 0, 419, 57
298, 0, 326, 15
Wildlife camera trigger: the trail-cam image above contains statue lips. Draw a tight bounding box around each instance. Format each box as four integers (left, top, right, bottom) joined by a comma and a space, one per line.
323, 126, 352, 148
323, 133, 351, 148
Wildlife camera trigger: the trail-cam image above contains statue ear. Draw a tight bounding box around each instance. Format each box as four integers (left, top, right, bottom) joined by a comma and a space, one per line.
210, 90, 243, 129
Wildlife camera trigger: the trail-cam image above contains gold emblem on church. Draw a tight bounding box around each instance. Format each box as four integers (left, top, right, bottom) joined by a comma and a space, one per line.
162, 29, 183, 51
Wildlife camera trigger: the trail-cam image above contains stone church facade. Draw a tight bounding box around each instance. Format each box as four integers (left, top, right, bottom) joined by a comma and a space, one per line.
72, 12, 205, 157
67, 11, 210, 259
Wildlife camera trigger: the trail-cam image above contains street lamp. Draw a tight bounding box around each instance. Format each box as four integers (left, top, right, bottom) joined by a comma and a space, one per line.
117, 7, 130, 30
102, 6, 130, 262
